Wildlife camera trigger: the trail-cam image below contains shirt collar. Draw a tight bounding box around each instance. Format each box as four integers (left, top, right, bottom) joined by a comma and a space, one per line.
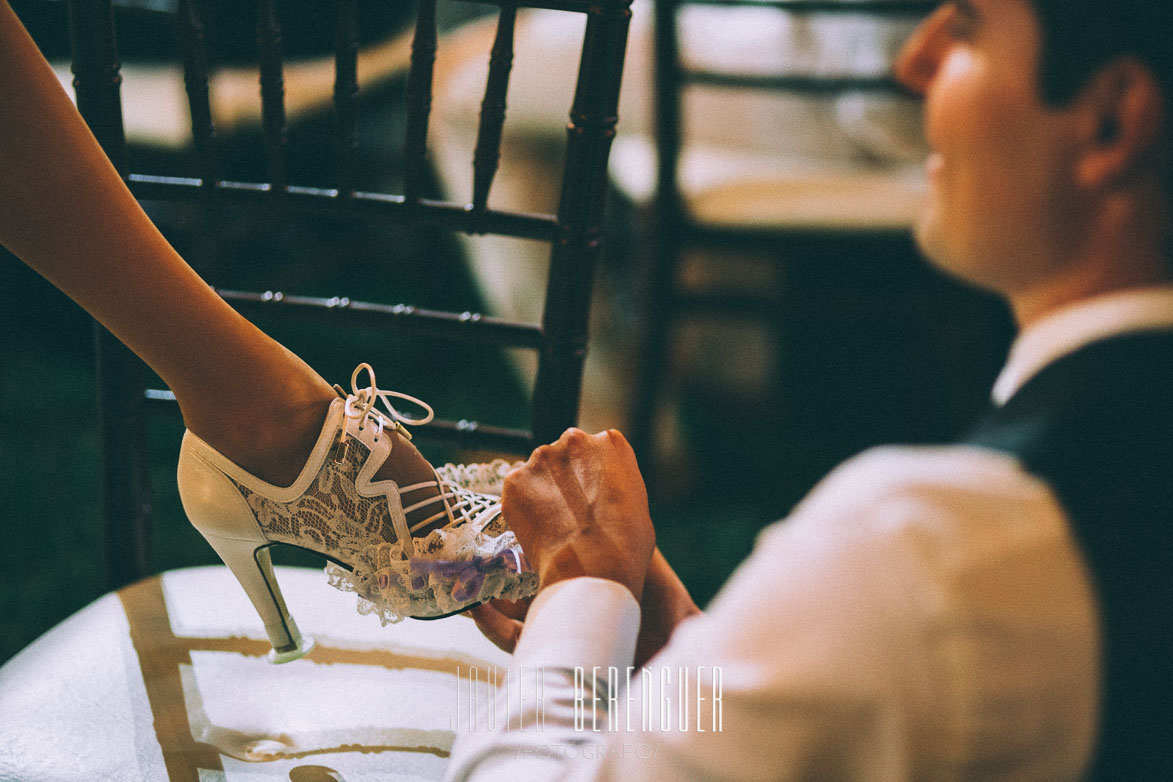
991, 285, 1173, 406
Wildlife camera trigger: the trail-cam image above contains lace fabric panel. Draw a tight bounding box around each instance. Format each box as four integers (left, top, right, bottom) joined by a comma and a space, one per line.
233, 440, 398, 561
232, 443, 534, 623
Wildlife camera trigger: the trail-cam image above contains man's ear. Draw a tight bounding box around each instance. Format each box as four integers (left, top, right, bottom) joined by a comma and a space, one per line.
1076, 57, 1166, 189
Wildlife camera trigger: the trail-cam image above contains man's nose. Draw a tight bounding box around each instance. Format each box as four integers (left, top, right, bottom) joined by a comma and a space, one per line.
894, 4, 953, 96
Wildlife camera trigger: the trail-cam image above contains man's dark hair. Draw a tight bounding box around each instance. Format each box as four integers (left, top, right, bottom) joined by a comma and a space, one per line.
1029, 0, 1173, 111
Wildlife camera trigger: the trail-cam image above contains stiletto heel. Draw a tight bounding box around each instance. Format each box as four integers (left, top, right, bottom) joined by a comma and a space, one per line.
200, 533, 315, 663
178, 444, 315, 662
176, 364, 536, 646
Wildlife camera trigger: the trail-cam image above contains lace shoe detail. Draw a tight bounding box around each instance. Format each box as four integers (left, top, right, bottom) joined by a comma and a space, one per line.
434, 459, 521, 496
186, 363, 535, 631
324, 458, 536, 625
233, 439, 397, 561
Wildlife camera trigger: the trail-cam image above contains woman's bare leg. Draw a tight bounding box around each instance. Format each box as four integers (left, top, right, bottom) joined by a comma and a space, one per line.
0, 4, 438, 499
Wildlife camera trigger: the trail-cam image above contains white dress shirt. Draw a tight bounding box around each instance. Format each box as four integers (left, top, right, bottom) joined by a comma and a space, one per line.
444, 286, 1173, 782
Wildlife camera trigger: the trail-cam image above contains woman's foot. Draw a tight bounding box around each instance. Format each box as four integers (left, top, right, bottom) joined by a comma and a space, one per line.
176, 364, 536, 648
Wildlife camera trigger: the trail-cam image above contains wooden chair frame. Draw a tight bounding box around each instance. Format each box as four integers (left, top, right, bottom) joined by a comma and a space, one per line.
628, 0, 936, 463
63, 0, 633, 587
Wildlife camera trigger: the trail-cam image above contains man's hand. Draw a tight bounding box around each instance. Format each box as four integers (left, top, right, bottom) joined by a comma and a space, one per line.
468, 547, 700, 666
634, 548, 701, 667
467, 597, 530, 655
468, 429, 698, 662
502, 428, 656, 600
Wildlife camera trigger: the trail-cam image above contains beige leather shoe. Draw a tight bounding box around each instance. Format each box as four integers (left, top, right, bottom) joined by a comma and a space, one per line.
177, 364, 535, 663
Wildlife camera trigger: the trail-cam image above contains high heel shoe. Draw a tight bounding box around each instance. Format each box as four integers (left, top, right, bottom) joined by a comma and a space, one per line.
176, 364, 536, 663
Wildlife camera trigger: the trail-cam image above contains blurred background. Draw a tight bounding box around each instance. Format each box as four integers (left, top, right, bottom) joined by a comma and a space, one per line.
1, 0, 1013, 666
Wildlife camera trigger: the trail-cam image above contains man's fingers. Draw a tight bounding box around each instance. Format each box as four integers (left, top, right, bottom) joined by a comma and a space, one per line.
467, 603, 524, 654
488, 597, 531, 621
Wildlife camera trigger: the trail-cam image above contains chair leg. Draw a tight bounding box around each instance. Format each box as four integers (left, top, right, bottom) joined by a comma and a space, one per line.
96, 326, 152, 591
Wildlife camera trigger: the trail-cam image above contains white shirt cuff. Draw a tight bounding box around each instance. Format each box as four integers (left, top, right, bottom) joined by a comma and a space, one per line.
511, 577, 641, 673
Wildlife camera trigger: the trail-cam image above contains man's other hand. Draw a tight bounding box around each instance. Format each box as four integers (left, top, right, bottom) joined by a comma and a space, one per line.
467, 547, 700, 665
502, 428, 655, 600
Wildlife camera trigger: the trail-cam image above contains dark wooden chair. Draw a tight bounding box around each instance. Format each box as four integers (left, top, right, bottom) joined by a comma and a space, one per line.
0, 2, 633, 779
621, 0, 1010, 503
62, 0, 632, 589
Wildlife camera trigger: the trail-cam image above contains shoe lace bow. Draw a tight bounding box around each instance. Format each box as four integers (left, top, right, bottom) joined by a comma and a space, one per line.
342, 362, 434, 441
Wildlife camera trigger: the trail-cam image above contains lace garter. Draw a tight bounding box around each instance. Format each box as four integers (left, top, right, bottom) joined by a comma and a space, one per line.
324, 460, 536, 624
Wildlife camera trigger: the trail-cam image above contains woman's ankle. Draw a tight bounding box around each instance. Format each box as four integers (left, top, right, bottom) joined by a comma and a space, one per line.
176, 361, 449, 523
179, 378, 338, 488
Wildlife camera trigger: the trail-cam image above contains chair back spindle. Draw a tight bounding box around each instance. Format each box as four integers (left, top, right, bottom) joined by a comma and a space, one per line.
404, 0, 438, 204
332, 0, 360, 199
471, 5, 517, 214
177, 0, 218, 191
256, 0, 288, 193
534, 0, 631, 440
66, 0, 152, 588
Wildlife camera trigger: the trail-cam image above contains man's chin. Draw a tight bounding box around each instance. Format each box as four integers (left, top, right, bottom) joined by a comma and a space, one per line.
912, 220, 1000, 293
911, 217, 949, 271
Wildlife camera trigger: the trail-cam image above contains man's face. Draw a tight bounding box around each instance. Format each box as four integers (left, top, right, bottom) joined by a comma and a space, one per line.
895, 0, 1083, 295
